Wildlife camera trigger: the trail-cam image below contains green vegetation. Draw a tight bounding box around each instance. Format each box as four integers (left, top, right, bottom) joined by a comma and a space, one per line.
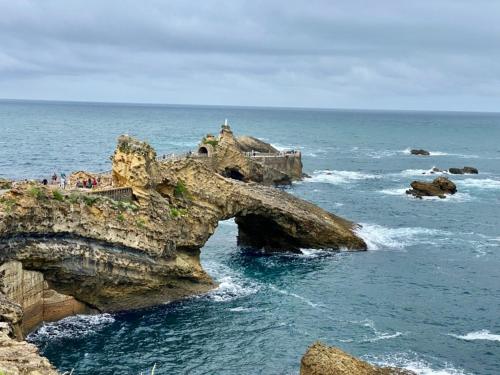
82, 195, 100, 206
112, 200, 139, 212
203, 139, 218, 148
174, 180, 191, 200
0, 197, 16, 212
170, 207, 187, 218
52, 189, 65, 202
28, 186, 45, 200
68, 193, 80, 204
136, 217, 147, 228
117, 213, 125, 222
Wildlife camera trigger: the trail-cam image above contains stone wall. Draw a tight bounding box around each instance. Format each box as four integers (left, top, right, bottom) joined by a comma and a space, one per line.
0, 261, 92, 335
251, 154, 303, 180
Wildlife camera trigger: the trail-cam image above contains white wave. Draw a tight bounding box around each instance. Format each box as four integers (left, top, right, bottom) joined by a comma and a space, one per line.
228, 306, 257, 312
354, 319, 405, 343
26, 313, 115, 343
298, 248, 330, 258
269, 285, 320, 308
356, 223, 449, 250
369, 353, 471, 375
458, 178, 500, 189
397, 168, 449, 177
363, 331, 404, 342
379, 188, 473, 202
306, 170, 379, 185
449, 329, 500, 342
206, 275, 260, 302
379, 188, 408, 196
401, 148, 478, 158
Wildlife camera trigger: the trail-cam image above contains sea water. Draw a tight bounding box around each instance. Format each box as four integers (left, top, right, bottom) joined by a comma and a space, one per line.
1, 100, 499, 374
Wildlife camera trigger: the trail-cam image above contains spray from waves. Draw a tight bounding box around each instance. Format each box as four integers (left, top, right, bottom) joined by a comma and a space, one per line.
355, 223, 451, 250
449, 329, 500, 342
200, 262, 261, 303
305, 170, 380, 185
26, 313, 115, 344
353, 319, 405, 343
457, 178, 500, 189
367, 352, 471, 375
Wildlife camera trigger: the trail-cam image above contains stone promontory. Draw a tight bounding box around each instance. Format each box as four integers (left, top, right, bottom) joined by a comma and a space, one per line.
0, 127, 366, 373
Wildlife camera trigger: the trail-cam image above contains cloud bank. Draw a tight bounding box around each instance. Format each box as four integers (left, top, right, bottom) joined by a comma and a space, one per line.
1, 0, 499, 111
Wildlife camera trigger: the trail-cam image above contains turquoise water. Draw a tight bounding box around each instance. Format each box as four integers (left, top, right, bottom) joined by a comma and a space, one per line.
1, 100, 499, 374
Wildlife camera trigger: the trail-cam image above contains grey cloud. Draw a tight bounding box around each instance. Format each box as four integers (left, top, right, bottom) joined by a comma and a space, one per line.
0, 0, 499, 110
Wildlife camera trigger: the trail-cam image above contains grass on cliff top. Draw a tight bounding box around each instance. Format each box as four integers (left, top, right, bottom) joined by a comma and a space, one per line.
28, 186, 46, 200
0, 196, 16, 212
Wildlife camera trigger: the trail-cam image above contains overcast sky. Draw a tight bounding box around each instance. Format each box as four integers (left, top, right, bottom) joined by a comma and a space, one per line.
1, 0, 499, 111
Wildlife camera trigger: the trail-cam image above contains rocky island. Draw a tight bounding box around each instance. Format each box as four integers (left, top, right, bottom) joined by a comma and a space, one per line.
0, 124, 366, 373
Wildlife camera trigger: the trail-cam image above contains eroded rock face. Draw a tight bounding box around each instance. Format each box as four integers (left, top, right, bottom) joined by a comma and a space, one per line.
406, 176, 457, 199
300, 342, 415, 375
0, 135, 365, 320
410, 149, 430, 156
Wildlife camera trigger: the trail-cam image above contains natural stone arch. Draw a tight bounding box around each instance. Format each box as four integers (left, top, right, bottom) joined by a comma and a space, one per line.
223, 167, 246, 181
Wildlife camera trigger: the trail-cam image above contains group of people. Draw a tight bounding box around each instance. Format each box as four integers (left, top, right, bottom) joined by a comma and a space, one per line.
75, 177, 100, 189
41, 172, 101, 190
41, 172, 67, 189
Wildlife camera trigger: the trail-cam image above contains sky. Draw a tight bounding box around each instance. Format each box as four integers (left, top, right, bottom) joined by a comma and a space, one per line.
1, 0, 499, 111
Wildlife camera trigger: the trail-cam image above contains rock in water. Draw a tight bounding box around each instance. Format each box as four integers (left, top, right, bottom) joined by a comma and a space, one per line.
406, 176, 457, 199
410, 149, 430, 156
300, 342, 415, 375
449, 166, 478, 174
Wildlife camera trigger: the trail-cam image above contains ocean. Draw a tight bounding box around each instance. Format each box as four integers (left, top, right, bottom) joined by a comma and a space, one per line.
1, 99, 499, 374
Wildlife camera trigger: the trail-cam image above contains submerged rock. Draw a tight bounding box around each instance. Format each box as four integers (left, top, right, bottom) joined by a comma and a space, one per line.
300, 342, 415, 375
406, 176, 457, 199
410, 149, 430, 156
449, 166, 478, 174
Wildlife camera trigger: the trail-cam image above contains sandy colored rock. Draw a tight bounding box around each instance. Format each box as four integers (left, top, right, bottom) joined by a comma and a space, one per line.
406, 176, 457, 199
236, 135, 279, 153
300, 342, 415, 375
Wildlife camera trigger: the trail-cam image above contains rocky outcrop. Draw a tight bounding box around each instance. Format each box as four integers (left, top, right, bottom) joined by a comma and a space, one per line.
0, 135, 365, 322
236, 135, 279, 153
449, 166, 478, 174
197, 125, 301, 184
300, 342, 415, 375
410, 149, 430, 156
0, 179, 12, 190
406, 176, 457, 199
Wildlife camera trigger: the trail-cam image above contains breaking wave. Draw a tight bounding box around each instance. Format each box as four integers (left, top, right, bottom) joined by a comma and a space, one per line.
457, 178, 500, 189
306, 170, 379, 184
379, 188, 473, 202
449, 329, 500, 342
401, 148, 478, 158
355, 319, 405, 343
26, 313, 115, 344
368, 352, 471, 375
355, 223, 450, 250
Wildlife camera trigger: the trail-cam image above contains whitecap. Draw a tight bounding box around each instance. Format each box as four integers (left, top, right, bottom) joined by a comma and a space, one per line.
379, 188, 408, 196
379, 188, 473, 202
26, 313, 115, 343
449, 329, 500, 342
205, 275, 260, 302
228, 306, 256, 312
305, 170, 379, 185
457, 178, 500, 189
269, 285, 320, 308
355, 223, 450, 250
368, 353, 472, 375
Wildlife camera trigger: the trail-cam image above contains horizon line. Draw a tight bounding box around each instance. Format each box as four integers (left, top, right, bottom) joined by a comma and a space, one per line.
1, 97, 499, 115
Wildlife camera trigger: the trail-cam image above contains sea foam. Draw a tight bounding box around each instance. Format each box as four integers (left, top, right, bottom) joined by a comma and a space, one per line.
306, 170, 379, 185
449, 329, 500, 342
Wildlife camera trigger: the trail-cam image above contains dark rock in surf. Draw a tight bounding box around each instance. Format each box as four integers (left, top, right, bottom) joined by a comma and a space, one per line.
449, 166, 478, 174
406, 176, 457, 199
410, 149, 430, 156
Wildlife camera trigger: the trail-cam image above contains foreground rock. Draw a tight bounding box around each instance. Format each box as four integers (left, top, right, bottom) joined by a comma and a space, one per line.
301, 342, 415, 375
449, 166, 478, 174
410, 149, 430, 156
0, 179, 12, 190
406, 176, 457, 199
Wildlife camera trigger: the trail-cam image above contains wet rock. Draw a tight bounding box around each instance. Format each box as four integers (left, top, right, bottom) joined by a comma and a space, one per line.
300, 342, 415, 375
406, 176, 457, 199
410, 149, 430, 156
449, 167, 478, 174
